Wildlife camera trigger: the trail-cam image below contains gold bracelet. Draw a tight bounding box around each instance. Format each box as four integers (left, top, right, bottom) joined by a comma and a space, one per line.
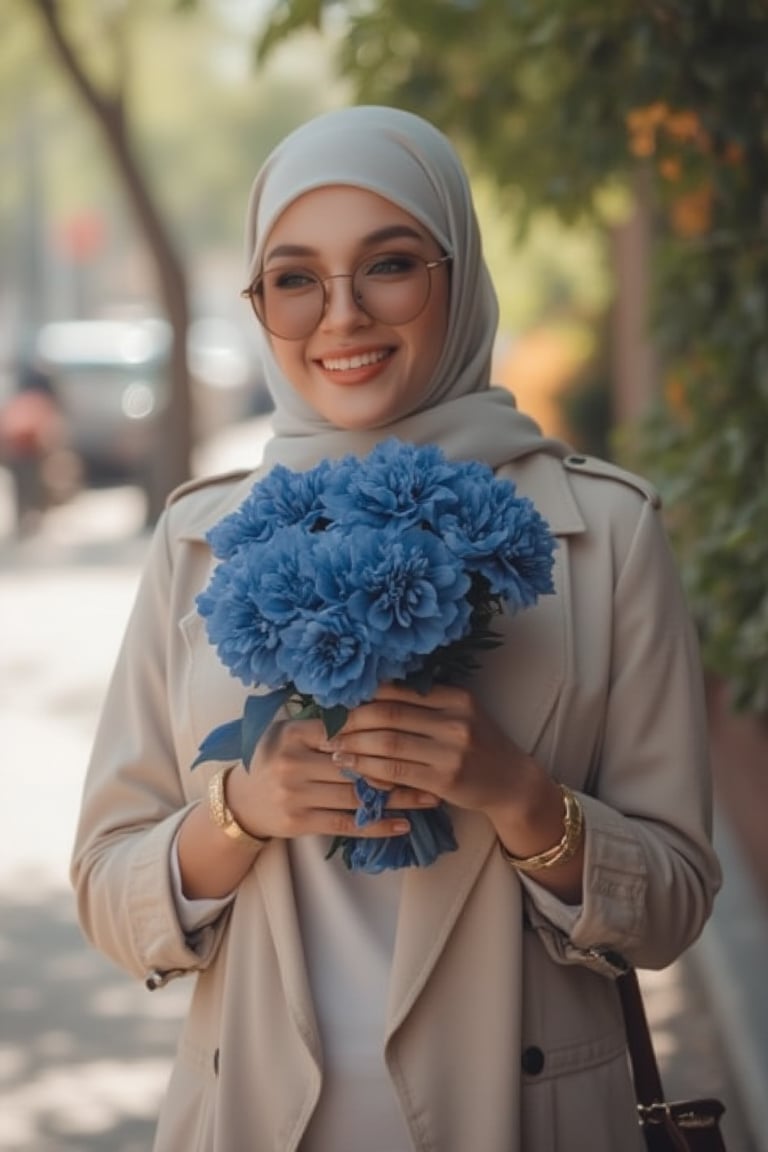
207, 766, 270, 851
500, 784, 583, 872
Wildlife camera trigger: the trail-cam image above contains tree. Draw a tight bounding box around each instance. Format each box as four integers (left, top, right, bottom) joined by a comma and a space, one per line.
27, 0, 192, 522
259, 0, 768, 712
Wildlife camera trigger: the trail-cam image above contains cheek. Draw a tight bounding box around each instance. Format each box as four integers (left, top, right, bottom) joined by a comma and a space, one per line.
269, 338, 303, 381
415, 298, 449, 377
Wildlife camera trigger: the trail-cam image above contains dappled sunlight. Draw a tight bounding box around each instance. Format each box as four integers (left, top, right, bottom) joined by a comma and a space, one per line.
0, 891, 189, 1151
638, 962, 728, 1103
0, 1057, 172, 1149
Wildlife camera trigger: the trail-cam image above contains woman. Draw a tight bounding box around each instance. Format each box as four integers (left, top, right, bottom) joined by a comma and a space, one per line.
72, 106, 721, 1151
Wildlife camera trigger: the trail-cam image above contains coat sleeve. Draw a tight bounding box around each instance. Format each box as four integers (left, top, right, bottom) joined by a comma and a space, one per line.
70, 508, 230, 984
524, 492, 722, 972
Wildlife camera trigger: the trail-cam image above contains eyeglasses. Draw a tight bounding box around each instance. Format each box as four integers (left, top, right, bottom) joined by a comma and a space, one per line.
241, 251, 452, 340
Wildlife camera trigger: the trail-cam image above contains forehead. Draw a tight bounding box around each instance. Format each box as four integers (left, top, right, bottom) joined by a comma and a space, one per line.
265, 185, 435, 254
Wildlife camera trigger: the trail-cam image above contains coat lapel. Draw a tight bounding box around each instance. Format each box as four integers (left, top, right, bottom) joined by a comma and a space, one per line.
257, 843, 323, 1068
386, 807, 497, 1038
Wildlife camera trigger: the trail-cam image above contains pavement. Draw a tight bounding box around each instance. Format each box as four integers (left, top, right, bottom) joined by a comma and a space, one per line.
0, 419, 765, 1151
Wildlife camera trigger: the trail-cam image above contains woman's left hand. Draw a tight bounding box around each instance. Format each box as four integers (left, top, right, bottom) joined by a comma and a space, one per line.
323, 682, 584, 901
321, 682, 545, 827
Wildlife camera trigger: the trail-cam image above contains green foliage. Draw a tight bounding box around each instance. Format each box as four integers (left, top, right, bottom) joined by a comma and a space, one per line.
626, 240, 768, 714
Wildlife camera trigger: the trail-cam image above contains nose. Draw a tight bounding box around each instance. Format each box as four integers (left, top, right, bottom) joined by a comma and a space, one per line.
319, 273, 370, 332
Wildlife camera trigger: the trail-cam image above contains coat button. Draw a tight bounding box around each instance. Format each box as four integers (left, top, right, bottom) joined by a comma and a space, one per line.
521, 1045, 545, 1075
213, 1047, 220, 1076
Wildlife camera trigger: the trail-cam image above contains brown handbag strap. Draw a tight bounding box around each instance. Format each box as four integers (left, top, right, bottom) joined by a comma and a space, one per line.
617, 969, 665, 1106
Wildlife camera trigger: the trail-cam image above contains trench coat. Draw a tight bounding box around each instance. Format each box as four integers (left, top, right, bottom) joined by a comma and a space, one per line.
71, 447, 721, 1152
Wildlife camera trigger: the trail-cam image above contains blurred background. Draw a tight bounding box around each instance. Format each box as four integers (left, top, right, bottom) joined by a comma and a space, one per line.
1, 2, 767, 1149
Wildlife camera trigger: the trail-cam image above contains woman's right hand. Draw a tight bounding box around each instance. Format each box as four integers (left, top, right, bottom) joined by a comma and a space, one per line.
177, 714, 439, 901
227, 714, 439, 842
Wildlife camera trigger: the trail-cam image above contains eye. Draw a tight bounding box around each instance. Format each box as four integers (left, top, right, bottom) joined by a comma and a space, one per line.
268, 267, 319, 293
362, 252, 420, 278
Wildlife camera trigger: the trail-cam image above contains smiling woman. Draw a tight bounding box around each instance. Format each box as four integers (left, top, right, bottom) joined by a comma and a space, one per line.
71, 105, 721, 1152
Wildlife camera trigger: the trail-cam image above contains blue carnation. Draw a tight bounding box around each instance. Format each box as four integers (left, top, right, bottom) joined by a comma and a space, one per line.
207, 459, 335, 559
196, 555, 284, 688
276, 606, 380, 709
247, 525, 325, 623
337, 526, 472, 664
441, 477, 557, 605
321, 439, 459, 531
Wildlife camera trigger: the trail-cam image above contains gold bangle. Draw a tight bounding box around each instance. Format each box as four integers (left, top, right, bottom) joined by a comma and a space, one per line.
500, 784, 583, 872
207, 766, 270, 851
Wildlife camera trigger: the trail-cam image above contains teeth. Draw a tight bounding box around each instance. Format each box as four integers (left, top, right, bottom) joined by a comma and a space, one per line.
322, 349, 389, 371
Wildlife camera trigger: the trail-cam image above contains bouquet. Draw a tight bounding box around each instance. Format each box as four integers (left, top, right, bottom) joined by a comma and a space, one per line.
194, 438, 557, 873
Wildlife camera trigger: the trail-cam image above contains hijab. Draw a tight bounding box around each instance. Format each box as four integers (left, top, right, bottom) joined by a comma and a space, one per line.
243, 105, 568, 471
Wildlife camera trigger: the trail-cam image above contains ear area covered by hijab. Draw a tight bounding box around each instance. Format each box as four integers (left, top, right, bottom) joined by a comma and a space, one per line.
244, 105, 569, 472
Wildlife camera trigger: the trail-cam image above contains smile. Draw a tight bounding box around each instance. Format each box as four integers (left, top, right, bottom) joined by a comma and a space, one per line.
320, 348, 391, 372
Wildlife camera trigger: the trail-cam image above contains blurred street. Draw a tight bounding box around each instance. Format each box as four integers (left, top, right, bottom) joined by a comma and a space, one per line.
0, 422, 758, 1151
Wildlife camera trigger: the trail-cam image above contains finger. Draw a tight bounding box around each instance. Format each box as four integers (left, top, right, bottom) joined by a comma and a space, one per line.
303, 780, 437, 812
326, 703, 436, 743
372, 681, 469, 709
328, 728, 435, 773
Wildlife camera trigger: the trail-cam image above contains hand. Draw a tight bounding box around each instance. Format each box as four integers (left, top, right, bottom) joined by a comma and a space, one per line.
226, 711, 440, 843
319, 681, 546, 823
321, 682, 584, 901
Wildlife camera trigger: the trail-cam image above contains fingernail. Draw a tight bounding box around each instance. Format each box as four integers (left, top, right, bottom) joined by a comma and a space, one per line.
417, 792, 438, 805
392, 820, 411, 834
332, 751, 356, 769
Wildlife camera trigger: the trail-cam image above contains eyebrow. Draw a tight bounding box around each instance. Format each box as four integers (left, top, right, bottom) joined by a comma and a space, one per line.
265, 224, 427, 264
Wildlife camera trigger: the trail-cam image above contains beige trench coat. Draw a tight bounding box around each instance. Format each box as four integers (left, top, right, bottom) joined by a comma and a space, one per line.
71, 448, 721, 1152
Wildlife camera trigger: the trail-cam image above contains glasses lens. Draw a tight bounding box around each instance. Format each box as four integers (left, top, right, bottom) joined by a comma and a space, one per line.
254, 267, 324, 339
352, 254, 431, 326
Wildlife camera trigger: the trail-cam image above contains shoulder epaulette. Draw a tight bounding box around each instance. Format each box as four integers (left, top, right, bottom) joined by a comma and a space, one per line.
165, 469, 252, 508
563, 454, 661, 508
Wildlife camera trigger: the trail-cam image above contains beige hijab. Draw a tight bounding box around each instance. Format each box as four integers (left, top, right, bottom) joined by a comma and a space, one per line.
243, 105, 568, 471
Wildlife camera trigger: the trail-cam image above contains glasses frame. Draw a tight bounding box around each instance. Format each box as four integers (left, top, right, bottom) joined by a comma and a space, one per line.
240, 252, 452, 340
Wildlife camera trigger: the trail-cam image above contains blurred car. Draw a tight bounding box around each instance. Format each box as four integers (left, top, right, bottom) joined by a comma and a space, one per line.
32, 315, 268, 502
35, 317, 171, 493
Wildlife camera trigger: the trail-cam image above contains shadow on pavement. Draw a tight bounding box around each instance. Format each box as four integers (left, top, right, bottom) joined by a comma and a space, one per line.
0, 887, 189, 1152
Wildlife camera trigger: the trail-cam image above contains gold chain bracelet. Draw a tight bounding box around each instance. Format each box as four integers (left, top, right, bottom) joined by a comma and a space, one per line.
500, 784, 584, 872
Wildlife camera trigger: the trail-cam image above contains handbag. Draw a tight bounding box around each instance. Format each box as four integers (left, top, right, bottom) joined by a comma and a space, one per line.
618, 970, 729, 1152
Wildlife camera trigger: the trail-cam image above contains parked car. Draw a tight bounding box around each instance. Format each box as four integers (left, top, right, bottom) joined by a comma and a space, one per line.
29, 315, 268, 509
35, 317, 171, 494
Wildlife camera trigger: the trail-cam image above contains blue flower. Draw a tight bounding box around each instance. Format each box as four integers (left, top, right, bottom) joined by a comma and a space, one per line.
207, 459, 334, 558
196, 554, 285, 688
247, 525, 324, 623
277, 606, 381, 709
197, 526, 324, 687
321, 439, 459, 531
441, 476, 557, 605
340, 526, 472, 663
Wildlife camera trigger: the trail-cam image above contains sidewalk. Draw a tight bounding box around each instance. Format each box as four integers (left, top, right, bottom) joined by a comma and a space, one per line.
0, 442, 764, 1150
689, 808, 768, 1152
